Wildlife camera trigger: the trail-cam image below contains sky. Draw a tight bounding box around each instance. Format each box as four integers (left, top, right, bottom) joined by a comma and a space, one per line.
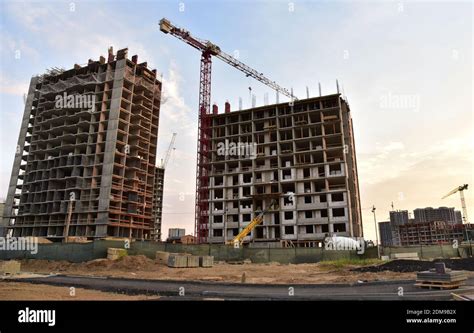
0, 0, 472, 242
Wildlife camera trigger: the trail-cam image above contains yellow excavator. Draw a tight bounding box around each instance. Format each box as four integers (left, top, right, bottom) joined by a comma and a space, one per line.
226, 200, 276, 248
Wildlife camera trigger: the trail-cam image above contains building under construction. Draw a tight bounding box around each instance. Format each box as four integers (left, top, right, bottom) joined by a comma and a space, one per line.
1, 48, 161, 241
398, 222, 473, 246
205, 94, 363, 246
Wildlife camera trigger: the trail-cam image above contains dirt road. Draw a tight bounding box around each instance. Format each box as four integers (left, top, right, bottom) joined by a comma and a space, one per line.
5, 275, 474, 300
0, 281, 160, 300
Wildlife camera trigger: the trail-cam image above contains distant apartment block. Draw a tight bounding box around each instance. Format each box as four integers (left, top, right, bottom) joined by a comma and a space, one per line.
398, 221, 472, 246
1, 48, 161, 241
414, 207, 461, 225
167, 228, 185, 242
389, 210, 409, 226
378, 221, 394, 247
206, 94, 363, 246
380, 207, 470, 247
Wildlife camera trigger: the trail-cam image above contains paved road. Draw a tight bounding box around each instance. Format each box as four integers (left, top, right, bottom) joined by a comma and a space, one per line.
7, 275, 474, 300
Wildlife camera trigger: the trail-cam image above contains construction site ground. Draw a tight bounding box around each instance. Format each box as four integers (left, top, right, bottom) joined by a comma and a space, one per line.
2, 257, 473, 300
4, 257, 421, 284
4, 256, 474, 284
0, 281, 160, 300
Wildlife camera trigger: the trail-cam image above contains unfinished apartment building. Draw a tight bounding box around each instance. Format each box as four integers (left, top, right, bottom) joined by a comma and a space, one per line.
206, 94, 363, 246
1, 48, 161, 241
398, 222, 473, 246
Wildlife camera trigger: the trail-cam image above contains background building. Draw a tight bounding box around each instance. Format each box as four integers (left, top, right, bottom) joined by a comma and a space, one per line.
389, 210, 409, 226
380, 207, 471, 247
1, 48, 161, 241
378, 221, 394, 247
205, 94, 362, 246
414, 207, 460, 225
180, 234, 197, 244
167, 228, 185, 242
398, 222, 472, 246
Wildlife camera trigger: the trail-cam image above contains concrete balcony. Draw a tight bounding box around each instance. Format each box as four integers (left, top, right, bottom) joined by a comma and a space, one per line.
330, 216, 347, 222
297, 202, 327, 209
226, 221, 239, 229
298, 233, 324, 241
281, 203, 295, 210
226, 208, 238, 214
328, 200, 347, 208
281, 234, 297, 240
240, 206, 253, 213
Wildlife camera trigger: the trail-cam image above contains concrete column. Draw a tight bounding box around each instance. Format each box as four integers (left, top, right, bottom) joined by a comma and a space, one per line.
96, 60, 126, 236
1, 77, 38, 236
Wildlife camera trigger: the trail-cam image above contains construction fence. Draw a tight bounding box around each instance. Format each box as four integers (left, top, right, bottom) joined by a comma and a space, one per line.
381, 243, 473, 260
0, 240, 470, 264
0, 240, 378, 263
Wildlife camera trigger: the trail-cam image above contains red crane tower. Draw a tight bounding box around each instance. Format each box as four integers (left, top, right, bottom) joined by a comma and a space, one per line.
159, 18, 295, 243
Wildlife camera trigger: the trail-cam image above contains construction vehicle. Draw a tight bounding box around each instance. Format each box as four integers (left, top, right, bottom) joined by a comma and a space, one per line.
226, 200, 277, 248
159, 18, 295, 243
442, 184, 469, 223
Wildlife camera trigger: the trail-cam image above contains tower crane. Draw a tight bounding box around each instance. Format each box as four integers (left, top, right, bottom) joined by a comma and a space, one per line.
159, 18, 295, 243
160, 132, 177, 169
442, 184, 469, 223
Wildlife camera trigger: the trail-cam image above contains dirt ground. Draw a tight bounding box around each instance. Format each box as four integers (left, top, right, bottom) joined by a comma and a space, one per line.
6, 256, 423, 284
0, 281, 160, 300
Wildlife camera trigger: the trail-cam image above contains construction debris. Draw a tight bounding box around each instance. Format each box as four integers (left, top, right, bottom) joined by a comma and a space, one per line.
390, 253, 419, 260
353, 258, 474, 273
414, 261, 467, 290
199, 256, 214, 268
65, 236, 90, 243
155, 251, 170, 264
167, 254, 187, 268
187, 256, 200, 268
107, 248, 128, 260
0, 260, 21, 276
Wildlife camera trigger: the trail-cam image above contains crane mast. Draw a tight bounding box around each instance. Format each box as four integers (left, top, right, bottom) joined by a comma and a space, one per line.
442, 184, 469, 224
160, 18, 294, 243
161, 133, 177, 169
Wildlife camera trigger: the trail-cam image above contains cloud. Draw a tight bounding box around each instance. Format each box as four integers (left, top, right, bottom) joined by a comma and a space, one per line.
159, 61, 196, 136
359, 136, 472, 186
4, 2, 155, 68
0, 32, 40, 62
0, 77, 29, 96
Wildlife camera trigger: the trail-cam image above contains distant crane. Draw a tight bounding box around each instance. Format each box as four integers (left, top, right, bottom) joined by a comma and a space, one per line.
442, 184, 469, 223
160, 133, 177, 169
159, 18, 295, 243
